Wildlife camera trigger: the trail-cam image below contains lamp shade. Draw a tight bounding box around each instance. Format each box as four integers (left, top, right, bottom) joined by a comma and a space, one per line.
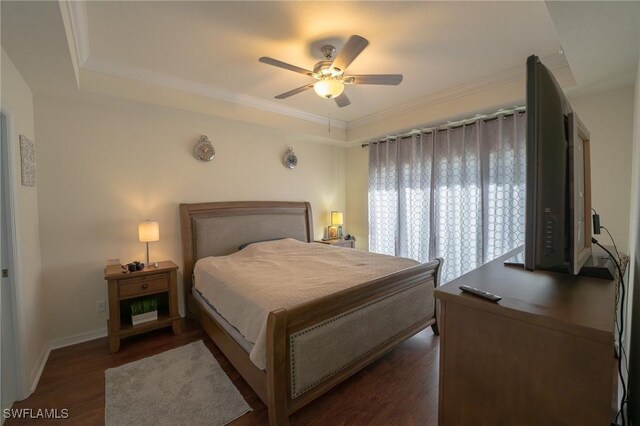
138, 221, 159, 242
331, 211, 344, 226
314, 79, 344, 99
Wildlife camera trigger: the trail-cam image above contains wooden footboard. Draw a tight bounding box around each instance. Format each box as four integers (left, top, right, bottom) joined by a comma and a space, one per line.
265, 260, 441, 425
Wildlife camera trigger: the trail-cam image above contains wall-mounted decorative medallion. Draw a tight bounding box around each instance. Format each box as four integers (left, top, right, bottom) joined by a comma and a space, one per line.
283, 147, 298, 169
194, 135, 215, 161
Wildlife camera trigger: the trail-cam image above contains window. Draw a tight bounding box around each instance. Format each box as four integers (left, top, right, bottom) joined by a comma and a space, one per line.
368, 112, 526, 283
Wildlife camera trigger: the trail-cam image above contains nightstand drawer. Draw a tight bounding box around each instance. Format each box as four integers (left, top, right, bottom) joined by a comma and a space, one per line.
119, 273, 168, 298
334, 241, 353, 248
315, 239, 356, 249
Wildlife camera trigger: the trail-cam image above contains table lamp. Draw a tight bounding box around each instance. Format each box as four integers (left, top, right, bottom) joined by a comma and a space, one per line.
331, 211, 344, 239
138, 220, 159, 264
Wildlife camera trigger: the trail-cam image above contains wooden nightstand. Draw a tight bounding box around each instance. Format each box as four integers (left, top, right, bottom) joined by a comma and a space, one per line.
104, 260, 181, 353
315, 238, 356, 249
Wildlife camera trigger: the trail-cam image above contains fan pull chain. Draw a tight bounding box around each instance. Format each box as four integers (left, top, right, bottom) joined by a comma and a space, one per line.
328, 103, 331, 133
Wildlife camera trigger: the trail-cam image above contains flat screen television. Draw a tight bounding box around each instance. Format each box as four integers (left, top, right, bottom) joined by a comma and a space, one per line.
524, 55, 593, 275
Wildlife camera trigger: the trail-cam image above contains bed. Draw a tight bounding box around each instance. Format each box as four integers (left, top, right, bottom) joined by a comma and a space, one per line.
180, 201, 441, 425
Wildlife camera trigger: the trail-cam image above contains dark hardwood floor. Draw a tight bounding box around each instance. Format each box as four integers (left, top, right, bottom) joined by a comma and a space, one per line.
8, 320, 440, 425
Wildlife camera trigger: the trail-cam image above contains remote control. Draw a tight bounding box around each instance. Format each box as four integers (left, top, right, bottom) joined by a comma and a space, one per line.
459, 285, 502, 302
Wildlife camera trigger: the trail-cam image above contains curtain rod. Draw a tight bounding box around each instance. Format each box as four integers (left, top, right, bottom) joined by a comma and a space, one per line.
361, 107, 525, 148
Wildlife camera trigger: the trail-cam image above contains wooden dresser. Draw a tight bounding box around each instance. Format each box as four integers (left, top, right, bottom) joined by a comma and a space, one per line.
434, 248, 616, 425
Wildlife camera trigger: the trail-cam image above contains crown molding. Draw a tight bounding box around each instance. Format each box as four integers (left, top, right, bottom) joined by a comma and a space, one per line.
81, 58, 347, 130
60, 0, 347, 130
58, 0, 89, 88
564, 71, 636, 99
348, 53, 571, 131
58, 1, 78, 87
64, 0, 89, 65
59, 1, 573, 139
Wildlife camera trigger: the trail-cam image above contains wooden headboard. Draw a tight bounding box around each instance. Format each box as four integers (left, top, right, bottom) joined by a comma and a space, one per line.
179, 201, 313, 311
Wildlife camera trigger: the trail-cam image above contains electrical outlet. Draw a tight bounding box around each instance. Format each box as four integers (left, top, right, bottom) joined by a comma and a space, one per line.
96, 300, 106, 313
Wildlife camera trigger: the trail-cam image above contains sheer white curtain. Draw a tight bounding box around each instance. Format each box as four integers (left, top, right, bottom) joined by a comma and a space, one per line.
368, 112, 526, 283
368, 138, 399, 255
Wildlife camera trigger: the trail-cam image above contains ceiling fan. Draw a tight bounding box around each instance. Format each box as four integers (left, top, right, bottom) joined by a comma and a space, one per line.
259, 35, 403, 108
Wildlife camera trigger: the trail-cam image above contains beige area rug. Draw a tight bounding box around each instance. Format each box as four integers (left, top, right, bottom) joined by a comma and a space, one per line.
105, 340, 252, 426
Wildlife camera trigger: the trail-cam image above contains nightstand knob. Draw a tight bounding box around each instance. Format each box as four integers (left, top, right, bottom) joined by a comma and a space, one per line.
141, 283, 149, 289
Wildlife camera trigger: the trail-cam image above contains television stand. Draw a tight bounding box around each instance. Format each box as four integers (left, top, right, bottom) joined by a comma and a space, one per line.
436, 247, 618, 424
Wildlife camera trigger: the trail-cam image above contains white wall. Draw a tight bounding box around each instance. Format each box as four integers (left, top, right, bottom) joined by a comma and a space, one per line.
569, 86, 635, 252
345, 144, 369, 250
346, 85, 636, 253
0, 49, 46, 396
33, 93, 346, 342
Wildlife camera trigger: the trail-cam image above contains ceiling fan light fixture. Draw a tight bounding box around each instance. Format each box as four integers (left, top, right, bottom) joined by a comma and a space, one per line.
260, 35, 402, 107
313, 78, 344, 99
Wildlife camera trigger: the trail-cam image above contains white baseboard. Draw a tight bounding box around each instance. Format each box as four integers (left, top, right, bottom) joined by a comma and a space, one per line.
48, 327, 107, 351
28, 345, 50, 395
27, 327, 108, 395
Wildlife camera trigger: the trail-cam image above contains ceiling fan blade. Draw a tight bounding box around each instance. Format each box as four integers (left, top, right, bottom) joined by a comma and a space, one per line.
259, 57, 314, 77
331, 35, 369, 73
334, 93, 351, 108
345, 74, 403, 85
274, 84, 314, 99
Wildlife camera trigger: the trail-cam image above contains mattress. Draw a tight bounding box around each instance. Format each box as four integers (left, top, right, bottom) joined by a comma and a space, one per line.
193, 238, 419, 369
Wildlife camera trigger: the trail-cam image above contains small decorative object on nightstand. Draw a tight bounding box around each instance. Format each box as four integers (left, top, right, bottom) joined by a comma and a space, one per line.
130, 297, 158, 326
327, 225, 338, 239
104, 261, 180, 353
315, 237, 356, 249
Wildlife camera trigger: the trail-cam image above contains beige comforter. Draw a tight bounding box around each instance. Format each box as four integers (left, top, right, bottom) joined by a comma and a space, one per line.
194, 238, 419, 369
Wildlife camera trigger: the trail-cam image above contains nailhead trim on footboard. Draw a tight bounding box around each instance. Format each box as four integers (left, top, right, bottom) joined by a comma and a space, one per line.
289, 281, 434, 398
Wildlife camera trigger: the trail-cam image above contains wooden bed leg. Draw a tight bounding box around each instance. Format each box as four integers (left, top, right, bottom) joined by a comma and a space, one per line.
432, 258, 443, 337
185, 295, 195, 320
431, 322, 440, 336
266, 309, 289, 426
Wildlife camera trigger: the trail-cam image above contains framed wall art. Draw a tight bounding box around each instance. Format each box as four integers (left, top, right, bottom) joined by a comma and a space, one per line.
19, 134, 36, 187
